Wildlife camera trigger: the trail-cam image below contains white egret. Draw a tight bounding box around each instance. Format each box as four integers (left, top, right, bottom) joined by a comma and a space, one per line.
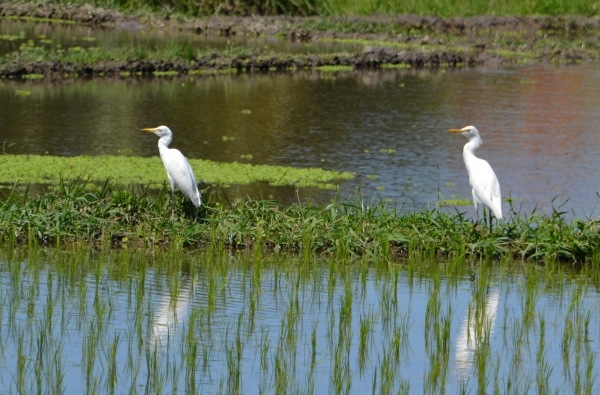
142, 126, 202, 214
449, 126, 502, 229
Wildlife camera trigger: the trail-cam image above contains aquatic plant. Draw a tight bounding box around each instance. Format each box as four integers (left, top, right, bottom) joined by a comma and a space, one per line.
1, 179, 600, 263
0, 154, 353, 189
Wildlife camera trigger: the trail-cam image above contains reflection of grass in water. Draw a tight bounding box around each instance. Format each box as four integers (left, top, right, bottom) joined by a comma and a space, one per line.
316, 65, 353, 72
22, 73, 44, 79
1, 246, 599, 394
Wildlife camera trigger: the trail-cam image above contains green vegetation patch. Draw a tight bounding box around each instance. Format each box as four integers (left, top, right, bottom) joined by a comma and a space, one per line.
438, 198, 472, 206
22, 73, 44, 79
382, 63, 411, 69
152, 70, 180, 76
316, 65, 354, 72
0, 179, 599, 264
0, 154, 354, 189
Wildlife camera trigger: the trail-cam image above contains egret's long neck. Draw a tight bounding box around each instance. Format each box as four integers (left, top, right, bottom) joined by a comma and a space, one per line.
462, 135, 482, 159
462, 136, 482, 175
157, 135, 172, 153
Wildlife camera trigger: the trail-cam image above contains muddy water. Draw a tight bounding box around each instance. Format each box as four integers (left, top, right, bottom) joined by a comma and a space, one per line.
1, 64, 600, 216
0, 20, 362, 57
0, 252, 598, 394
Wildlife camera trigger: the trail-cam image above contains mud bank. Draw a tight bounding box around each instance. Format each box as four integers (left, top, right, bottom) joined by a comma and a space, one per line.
1, 2, 599, 79
0, 49, 498, 79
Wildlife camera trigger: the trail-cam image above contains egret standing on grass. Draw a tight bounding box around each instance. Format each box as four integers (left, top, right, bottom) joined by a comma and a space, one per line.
142, 125, 202, 214
449, 125, 502, 229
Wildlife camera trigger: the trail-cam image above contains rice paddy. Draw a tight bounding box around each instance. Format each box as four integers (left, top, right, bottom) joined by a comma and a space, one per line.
2, 9, 600, 393
0, 245, 598, 394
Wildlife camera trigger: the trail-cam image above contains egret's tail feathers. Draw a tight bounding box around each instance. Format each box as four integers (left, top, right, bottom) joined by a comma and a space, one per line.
192, 192, 202, 208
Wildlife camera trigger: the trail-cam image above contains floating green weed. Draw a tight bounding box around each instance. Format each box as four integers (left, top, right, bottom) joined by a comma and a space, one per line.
379, 148, 396, 154
153, 70, 180, 76
0, 154, 353, 189
438, 198, 472, 206
316, 65, 353, 72
383, 64, 411, 69
22, 73, 44, 79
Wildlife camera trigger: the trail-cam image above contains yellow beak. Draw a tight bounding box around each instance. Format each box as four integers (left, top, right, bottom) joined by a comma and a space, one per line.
141, 127, 159, 133
448, 129, 464, 133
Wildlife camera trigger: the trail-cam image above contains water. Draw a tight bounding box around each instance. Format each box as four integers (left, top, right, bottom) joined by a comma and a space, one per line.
0, 250, 598, 394
2, 64, 600, 216
0, 20, 362, 58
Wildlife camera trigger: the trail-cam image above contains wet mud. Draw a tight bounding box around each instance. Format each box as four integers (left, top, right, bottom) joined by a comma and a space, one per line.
1, 2, 599, 78
0, 49, 491, 78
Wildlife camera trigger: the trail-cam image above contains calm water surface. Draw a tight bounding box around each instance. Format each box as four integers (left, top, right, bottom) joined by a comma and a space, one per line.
1, 60, 600, 216
0, 252, 598, 394
0, 20, 361, 57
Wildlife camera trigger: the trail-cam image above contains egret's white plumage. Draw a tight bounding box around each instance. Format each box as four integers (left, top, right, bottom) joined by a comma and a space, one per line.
142, 125, 202, 211
449, 125, 502, 228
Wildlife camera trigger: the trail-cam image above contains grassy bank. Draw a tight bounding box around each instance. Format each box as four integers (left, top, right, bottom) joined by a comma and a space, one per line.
3, 2, 600, 78
2, 179, 600, 263
17, 0, 600, 17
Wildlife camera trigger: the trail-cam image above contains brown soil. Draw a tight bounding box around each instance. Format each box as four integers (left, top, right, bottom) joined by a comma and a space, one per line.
0, 50, 492, 79
1, 2, 599, 78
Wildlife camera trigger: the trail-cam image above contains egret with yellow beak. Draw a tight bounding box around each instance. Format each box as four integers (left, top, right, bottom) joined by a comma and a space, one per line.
142, 125, 202, 214
449, 125, 502, 229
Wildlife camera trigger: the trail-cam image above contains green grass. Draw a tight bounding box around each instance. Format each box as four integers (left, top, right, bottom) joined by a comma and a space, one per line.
17, 0, 600, 17
316, 65, 353, 72
0, 154, 354, 189
2, 12, 599, 76
0, 41, 283, 67
2, 178, 600, 263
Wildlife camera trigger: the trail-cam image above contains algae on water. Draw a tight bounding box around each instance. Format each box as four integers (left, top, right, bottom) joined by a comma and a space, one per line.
0, 154, 354, 189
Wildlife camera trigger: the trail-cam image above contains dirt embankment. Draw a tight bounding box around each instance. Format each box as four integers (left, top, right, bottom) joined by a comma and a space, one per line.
0, 50, 482, 79
1, 2, 599, 78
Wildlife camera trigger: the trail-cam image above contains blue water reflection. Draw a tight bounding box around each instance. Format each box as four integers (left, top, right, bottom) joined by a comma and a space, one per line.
0, 254, 598, 394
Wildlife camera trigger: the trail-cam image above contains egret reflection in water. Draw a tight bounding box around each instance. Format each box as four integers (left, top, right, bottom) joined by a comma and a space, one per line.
150, 275, 195, 349
455, 288, 500, 377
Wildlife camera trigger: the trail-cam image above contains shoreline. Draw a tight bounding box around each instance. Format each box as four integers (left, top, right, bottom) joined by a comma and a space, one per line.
1, 3, 599, 78
0, 179, 599, 263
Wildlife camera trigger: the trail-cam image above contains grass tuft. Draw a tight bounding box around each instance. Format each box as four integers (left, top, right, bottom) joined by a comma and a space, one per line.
1, 179, 600, 263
